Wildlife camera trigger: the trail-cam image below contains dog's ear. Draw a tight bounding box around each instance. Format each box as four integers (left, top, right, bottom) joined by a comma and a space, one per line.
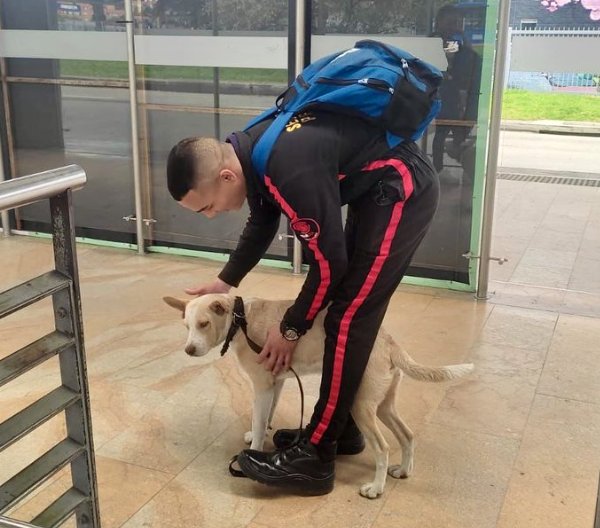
163, 296, 188, 313
209, 300, 228, 316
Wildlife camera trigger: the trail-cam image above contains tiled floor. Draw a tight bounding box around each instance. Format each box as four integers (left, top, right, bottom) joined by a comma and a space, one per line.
1, 178, 599, 528
490, 179, 600, 319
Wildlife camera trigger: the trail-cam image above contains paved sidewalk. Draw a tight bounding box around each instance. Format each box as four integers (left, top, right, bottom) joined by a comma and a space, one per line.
489, 175, 600, 318
497, 128, 600, 174
502, 119, 600, 135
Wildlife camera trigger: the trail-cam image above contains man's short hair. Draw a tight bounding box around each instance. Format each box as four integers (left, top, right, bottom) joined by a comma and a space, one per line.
166, 137, 222, 201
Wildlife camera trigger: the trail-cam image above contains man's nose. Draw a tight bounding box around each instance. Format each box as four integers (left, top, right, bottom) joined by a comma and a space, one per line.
185, 344, 196, 356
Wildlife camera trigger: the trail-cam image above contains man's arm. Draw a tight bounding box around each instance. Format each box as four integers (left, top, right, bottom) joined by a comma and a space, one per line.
218, 195, 281, 287
263, 166, 347, 335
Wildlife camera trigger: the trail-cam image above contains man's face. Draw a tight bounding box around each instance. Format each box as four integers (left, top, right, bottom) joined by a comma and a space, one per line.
179, 170, 246, 219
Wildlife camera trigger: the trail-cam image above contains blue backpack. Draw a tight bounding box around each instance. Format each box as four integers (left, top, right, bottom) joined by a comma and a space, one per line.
244, 39, 443, 178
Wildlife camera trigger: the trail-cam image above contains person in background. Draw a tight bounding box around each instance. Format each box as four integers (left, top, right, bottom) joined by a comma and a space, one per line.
431, 4, 482, 178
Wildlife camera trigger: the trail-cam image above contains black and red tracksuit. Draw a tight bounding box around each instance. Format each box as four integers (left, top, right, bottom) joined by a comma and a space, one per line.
220, 111, 439, 446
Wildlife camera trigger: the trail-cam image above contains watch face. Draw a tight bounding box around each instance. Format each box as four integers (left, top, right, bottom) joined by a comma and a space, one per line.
283, 328, 300, 341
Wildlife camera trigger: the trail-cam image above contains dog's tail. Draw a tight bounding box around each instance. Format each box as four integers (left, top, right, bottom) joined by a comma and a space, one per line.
390, 341, 474, 382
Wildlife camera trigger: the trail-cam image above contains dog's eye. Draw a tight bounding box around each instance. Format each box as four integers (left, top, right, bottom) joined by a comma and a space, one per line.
197, 321, 209, 329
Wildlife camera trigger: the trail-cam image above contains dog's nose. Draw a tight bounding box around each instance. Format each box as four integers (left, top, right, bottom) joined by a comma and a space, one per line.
185, 344, 196, 356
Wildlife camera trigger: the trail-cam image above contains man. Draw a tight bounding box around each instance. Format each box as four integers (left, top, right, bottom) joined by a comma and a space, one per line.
166, 108, 439, 495
431, 4, 482, 176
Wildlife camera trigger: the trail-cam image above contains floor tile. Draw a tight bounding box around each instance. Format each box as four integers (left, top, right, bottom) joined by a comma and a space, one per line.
537, 313, 600, 403
496, 395, 600, 528
372, 424, 519, 528
478, 305, 557, 352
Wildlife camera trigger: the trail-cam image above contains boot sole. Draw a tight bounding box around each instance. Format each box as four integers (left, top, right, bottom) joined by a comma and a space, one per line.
237, 454, 334, 496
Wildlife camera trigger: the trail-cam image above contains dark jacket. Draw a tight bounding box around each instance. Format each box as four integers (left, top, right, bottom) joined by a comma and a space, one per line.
219, 111, 428, 332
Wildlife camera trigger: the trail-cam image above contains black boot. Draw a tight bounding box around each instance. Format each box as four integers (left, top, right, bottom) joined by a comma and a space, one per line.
236, 436, 335, 495
273, 419, 365, 456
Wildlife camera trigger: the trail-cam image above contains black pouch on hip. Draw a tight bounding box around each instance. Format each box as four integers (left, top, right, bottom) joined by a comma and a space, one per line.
371, 177, 406, 206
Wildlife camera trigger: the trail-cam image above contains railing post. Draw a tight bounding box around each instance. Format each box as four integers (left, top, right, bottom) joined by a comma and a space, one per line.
124, 0, 146, 255
0, 127, 10, 237
49, 191, 100, 528
476, 0, 512, 300
291, 0, 306, 275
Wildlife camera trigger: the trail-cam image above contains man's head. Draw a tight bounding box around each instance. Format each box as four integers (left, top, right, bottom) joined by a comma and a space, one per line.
434, 5, 463, 40
166, 137, 246, 218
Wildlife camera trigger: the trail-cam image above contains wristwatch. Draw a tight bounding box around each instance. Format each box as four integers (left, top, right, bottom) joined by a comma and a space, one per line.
280, 320, 303, 341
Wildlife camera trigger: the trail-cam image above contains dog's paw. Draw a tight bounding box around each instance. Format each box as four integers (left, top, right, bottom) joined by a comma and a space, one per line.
359, 482, 384, 499
243, 431, 253, 445
388, 462, 412, 479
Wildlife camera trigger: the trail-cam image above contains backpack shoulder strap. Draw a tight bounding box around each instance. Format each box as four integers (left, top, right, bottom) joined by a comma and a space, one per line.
245, 105, 277, 131
251, 109, 294, 178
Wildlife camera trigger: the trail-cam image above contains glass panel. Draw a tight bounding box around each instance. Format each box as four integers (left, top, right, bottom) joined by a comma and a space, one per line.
136, 0, 288, 32
9, 83, 135, 242
1, 0, 127, 32
146, 105, 288, 256
138, 0, 290, 258
311, 0, 487, 284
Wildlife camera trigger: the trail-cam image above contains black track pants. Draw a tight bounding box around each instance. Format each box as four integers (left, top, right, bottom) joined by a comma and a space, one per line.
308, 153, 440, 445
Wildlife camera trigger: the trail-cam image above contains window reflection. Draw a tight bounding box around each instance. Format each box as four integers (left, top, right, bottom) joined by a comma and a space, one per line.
1, 1, 126, 32
310, 0, 487, 282
137, 0, 287, 32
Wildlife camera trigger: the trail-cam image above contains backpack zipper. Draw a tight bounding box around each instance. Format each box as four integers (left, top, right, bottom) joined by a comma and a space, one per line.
317, 77, 394, 94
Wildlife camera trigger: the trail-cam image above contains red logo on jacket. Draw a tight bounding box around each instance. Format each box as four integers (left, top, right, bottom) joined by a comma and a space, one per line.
291, 218, 320, 241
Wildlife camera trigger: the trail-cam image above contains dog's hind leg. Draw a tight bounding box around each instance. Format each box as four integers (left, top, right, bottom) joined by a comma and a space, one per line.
377, 372, 414, 479
353, 402, 389, 499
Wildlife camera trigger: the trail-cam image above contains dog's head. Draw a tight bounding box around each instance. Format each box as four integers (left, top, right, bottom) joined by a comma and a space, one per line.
163, 294, 234, 357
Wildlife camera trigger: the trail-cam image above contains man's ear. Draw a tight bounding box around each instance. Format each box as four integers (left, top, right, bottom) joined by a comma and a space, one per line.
163, 296, 188, 314
209, 300, 228, 316
219, 168, 237, 183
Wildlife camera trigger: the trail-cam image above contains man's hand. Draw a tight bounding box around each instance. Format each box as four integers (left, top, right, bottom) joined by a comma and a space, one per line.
257, 324, 298, 376
185, 278, 232, 296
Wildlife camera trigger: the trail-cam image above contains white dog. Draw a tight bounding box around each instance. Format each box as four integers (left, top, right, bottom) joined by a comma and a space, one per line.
164, 293, 473, 498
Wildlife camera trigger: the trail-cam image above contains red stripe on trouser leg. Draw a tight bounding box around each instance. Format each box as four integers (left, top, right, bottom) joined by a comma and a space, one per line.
310, 159, 414, 444
263, 175, 330, 321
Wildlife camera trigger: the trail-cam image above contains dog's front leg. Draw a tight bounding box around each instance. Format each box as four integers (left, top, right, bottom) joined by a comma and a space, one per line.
267, 379, 285, 430
249, 388, 274, 450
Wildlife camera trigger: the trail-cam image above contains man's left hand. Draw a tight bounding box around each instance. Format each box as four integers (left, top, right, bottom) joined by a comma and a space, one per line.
257, 324, 298, 376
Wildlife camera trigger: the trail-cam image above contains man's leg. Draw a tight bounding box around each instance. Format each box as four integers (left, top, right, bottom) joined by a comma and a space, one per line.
307, 157, 439, 447
271, 203, 367, 456
432, 124, 451, 173
237, 152, 439, 495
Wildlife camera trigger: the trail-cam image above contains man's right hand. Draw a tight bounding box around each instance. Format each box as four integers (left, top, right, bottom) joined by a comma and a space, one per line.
184, 278, 232, 296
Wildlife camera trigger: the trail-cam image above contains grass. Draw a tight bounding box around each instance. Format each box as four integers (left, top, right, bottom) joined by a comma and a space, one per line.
58, 62, 600, 122
502, 89, 600, 122
59, 60, 287, 83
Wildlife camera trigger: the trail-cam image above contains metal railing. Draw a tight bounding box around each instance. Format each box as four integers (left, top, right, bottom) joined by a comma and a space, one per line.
507, 27, 600, 93
0, 517, 40, 528
0, 166, 100, 528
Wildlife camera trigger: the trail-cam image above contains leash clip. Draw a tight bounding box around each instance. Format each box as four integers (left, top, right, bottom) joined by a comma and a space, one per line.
232, 310, 245, 326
